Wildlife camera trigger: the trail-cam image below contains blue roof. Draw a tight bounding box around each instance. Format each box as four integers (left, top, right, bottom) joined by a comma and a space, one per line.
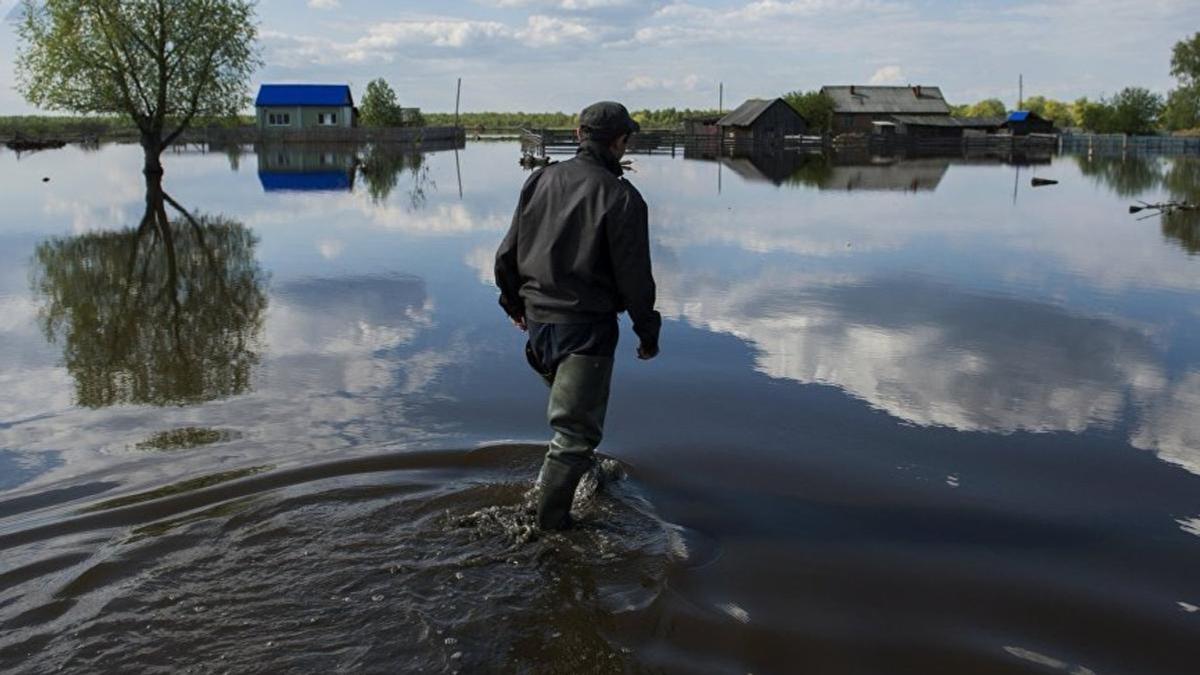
256, 84, 353, 107
258, 171, 353, 192
1008, 111, 1031, 122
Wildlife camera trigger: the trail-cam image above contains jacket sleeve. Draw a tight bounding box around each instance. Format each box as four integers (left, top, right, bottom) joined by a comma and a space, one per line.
494, 173, 536, 319
607, 184, 662, 350
494, 204, 524, 319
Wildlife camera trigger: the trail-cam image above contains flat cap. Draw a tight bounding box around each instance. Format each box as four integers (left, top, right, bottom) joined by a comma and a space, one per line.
579, 101, 640, 138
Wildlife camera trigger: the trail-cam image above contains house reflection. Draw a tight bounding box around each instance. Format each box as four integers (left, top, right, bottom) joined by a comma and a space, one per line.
683, 145, 1060, 192
31, 177, 268, 408
256, 144, 359, 192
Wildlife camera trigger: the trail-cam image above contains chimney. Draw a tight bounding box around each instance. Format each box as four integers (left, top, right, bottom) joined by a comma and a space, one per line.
913, 85, 922, 97
850, 85, 855, 95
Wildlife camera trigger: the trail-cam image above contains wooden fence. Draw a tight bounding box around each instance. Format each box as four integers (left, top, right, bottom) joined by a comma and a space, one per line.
1060, 134, 1200, 156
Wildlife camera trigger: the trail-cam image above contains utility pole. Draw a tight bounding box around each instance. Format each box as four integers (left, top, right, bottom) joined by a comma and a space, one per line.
1018, 74, 1023, 111
719, 82, 724, 113
455, 77, 462, 127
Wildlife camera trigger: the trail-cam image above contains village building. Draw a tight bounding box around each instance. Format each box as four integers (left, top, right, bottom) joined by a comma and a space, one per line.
255, 84, 356, 131
1004, 111, 1057, 135
822, 85, 951, 134
888, 115, 1006, 139
716, 98, 808, 147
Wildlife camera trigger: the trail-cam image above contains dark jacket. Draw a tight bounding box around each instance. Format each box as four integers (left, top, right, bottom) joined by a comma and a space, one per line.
495, 141, 661, 351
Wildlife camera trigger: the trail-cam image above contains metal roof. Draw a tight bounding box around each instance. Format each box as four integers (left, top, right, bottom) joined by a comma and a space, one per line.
892, 115, 1004, 128
256, 84, 353, 107
716, 98, 800, 127
258, 171, 353, 192
822, 86, 951, 115
1008, 111, 1031, 122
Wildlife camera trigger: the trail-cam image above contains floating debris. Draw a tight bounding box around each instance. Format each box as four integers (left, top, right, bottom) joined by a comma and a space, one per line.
1130, 200, 1198, 217
1030, 177, 1058, 187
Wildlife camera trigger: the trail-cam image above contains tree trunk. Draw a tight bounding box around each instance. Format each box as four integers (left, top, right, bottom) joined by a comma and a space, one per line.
141, 132, 164, 177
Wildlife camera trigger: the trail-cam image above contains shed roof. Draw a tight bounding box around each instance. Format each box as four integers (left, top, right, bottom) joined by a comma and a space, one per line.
258, 171, 353, 192
716, 98, 802, 127
892, 115, 1004, 128
1007, 111, 1049, 122
256, 84, 353, 107
822, 86, 950, 115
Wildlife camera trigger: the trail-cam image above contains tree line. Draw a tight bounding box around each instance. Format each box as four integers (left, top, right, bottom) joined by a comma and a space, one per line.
948, 33, 1199, 135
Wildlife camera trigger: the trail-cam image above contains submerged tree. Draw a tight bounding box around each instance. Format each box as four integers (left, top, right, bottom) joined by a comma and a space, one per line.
783, 90, 835, 133
359, 78, 405, 128
15, 0, 260, 176
32, 177, 268, 407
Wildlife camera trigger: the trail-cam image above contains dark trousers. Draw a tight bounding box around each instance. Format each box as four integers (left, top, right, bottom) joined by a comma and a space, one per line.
524, 316, 619, 377
524, 316, 618, 467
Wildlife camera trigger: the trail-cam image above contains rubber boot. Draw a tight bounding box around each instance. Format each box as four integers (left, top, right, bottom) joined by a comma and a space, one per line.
536, 354, 614, 530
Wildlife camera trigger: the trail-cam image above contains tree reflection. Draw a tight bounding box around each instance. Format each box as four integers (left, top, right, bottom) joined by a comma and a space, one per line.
358, 143, 434, 208
32, 177, 267, 408
1160, 157, 1200, 254
1072, 154, 1164, 197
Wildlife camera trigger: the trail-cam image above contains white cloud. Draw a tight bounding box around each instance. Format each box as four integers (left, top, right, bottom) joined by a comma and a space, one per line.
307, 0, 340, 9
624, 73, 701, 92
868, 65, 906, 85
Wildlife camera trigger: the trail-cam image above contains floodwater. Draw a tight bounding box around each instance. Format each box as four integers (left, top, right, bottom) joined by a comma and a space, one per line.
1, 140, 1199, 674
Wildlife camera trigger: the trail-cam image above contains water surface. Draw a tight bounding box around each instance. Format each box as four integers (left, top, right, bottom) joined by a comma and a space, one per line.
1, 141, 1199, 674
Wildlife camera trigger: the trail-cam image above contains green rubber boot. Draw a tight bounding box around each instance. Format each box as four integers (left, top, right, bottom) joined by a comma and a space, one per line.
536, 354, 614, 530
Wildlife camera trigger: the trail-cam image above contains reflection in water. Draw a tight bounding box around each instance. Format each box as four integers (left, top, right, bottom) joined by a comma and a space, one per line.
256, 145, 358, 192
252, 143, 448, 210
1072, 154, 1200, 255
31, 179, 267, 408
1161, 158, 1200, 254
358, 143, 434, 208
657, 266, 1200, 473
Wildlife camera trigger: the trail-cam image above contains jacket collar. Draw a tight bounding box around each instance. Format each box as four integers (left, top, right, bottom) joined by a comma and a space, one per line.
576, 139, 624, 176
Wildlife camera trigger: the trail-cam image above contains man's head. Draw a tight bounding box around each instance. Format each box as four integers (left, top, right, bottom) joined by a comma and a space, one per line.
577, 101, 640, 158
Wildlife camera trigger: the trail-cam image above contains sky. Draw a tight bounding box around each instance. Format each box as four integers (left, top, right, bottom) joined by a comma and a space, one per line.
1, 0, 1197, 114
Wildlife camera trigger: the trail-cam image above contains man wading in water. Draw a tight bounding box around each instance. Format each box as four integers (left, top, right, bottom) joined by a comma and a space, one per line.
495, 101, 661, 530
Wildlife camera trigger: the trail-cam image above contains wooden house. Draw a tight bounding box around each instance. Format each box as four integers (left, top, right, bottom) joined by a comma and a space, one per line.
255, 84, 356, 131
1004, 111, 1057, 135
889, 115, 1005, 139
822, 85, 951, 134
716, 99, 808, 147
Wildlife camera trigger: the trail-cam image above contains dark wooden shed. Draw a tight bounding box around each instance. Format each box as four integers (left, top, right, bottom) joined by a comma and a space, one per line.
716, 99, 808, 148
1004, 111, 1057, 135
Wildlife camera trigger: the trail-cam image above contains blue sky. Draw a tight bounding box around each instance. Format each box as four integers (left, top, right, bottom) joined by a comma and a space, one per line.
2, 0, 1197, 114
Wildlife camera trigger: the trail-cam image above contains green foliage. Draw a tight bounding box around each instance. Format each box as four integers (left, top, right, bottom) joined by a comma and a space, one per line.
1108, 87, 1164, 135
950, 98, 1007, 119
782, 90, 834, 133
16, 0, 260, 167
1020, 96, 1076, 128
1163, 85, 1200, 132
360, 78, 405, 127
1171, 32, 1200, 87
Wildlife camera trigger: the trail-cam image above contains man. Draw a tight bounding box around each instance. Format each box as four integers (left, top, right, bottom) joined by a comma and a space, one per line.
494, 101, 661, 531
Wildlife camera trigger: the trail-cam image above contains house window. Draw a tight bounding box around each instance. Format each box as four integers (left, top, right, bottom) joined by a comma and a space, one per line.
268, 112, 291, 126
317, 113, 337, 126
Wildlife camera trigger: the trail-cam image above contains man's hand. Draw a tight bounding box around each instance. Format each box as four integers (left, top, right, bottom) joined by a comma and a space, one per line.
512, 315, 527, 332
636, 343, 658, 360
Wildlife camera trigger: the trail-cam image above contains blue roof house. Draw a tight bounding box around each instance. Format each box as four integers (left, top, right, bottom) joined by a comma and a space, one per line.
255, 84, 356, 131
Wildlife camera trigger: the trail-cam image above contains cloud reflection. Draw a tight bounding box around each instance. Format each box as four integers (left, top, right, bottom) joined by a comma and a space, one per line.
656, 264, 1199, 474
